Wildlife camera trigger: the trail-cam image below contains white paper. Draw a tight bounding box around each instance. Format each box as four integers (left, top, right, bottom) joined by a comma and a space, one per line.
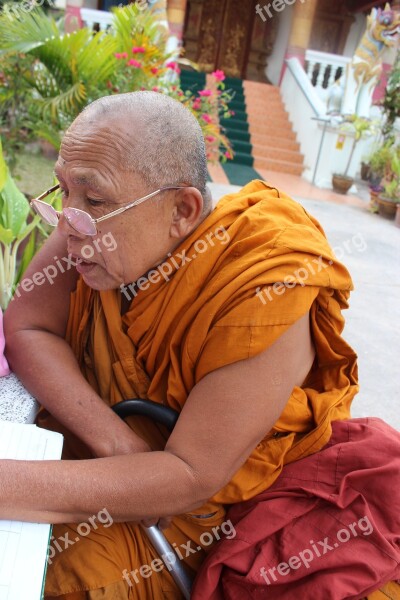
0, 421, 63, 600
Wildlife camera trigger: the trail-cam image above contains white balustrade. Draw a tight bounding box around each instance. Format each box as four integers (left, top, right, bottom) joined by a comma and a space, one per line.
80, 7, 114, 31
305, 49, 351, 101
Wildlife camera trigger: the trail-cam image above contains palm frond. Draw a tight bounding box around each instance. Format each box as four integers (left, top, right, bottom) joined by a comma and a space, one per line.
0, 7, 59, 55
41, 81, 87, 121
76, 31, 117, 86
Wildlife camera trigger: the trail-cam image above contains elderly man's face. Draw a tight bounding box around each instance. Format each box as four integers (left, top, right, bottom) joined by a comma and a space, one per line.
55, 119, 182, 291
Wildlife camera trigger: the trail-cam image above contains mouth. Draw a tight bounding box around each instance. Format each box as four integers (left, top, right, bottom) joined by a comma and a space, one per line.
69, 252, 98, 275
76, 260, 97, 275
382, 26, 400, 40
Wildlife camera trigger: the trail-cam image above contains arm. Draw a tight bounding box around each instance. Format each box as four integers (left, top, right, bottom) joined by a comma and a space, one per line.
4, 229, 150, 457
0, 312, 314, 523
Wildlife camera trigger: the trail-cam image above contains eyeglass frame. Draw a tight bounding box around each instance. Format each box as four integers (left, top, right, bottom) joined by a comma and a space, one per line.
30, 183, 190, 236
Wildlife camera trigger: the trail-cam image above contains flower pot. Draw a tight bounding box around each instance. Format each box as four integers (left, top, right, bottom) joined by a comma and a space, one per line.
395, 204, 400, 228
377, 196, 397, 220
332, 174, 354, 195
369, 190, 380, 213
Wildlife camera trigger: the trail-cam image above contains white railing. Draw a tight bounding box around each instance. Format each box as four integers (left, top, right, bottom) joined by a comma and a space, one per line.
281, 57, 375, 185
80, 7, 113, 31
305, 49, 351, 100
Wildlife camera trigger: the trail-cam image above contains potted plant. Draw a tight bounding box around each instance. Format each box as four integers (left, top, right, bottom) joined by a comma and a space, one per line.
368, 141, 394, 186
332, 116, 377, 194
377, 150, 400, 221
369, 184, 383, 213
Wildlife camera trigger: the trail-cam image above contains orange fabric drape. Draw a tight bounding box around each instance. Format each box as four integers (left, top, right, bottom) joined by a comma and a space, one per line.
41, 180, 359, 598
65, 179, 358, 504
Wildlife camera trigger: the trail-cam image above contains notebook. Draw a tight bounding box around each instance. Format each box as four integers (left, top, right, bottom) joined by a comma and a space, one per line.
0, 421, 63, 600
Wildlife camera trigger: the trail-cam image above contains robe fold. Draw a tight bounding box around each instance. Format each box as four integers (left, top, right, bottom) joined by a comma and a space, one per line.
40, 180, 363, 598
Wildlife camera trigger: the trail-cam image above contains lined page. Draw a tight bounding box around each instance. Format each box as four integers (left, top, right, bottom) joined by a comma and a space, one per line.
0, 421, 63, 600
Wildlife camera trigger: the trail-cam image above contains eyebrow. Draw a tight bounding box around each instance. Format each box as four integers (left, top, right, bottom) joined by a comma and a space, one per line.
53, 169, 101, 190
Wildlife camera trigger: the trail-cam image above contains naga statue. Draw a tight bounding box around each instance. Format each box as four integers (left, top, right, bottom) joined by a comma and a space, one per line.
341, 3, 400, 117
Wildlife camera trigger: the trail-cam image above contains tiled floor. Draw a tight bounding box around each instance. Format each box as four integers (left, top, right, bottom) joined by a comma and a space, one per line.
208, 165, 370, 210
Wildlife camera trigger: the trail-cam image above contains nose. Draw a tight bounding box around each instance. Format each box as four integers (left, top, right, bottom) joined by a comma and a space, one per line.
57, 211, 87, 241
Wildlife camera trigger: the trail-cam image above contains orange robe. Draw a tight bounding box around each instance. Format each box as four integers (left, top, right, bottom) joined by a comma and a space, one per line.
41, 180, 358, 598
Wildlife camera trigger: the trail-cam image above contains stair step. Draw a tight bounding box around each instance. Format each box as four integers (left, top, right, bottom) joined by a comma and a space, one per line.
228, 109, 247, 121
244, 88, 282, 97
224, 76, 244, 89
243, 81, 280, 93
250, 132, 300, 152
230, 151, 254, 166
228, 100, 247, 112
246, 108, 290, 124
248, 122, 294, 136
245, 98, 289, 115
223, 127, 251, 143
221, 118, 249, 132
248, 124, 297, 140
230, 139, 252, 154
253, 145, 303, 164
254, 157, 304, 175
180, 70, 206, 79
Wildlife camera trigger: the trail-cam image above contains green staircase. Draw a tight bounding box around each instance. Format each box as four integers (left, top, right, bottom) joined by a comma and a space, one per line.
179, 70, 263, 186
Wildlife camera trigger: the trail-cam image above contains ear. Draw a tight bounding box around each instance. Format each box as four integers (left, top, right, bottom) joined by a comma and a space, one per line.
169, 187, 205, 239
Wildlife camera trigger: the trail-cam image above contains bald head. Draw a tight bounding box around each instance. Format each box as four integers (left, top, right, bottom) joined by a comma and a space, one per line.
71, 91, 211, 214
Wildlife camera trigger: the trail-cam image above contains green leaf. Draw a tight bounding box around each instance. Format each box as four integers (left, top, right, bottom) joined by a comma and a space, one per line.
0, 224, 13, 244
0, 173, 29, 237
0, 139, 7, 192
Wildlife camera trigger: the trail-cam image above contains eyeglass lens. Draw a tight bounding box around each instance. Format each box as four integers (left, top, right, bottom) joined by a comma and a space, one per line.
63, 208, 97, 236
33, 200, 59, 227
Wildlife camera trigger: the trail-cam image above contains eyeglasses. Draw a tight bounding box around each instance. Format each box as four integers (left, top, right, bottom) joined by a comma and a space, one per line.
30, 184, 188, 236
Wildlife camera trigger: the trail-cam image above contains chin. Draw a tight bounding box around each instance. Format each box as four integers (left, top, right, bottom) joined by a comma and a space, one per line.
80, 268, 119, 291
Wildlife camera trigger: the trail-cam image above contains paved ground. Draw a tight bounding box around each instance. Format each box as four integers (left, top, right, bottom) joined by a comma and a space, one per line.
209, 182, 400, 430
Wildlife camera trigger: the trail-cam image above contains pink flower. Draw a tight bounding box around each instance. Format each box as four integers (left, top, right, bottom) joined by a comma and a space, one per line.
212, 69, 225, 82
166, 61, 181, 74
202, 114, 212, 124
151, 67, 158, 74
115, 52, 128, 59
199, 89, 212, 97
206, 135, 216, 142
152, 86, 159, 92
231, 110, 235, 116
177, 91, 184, 96
128, 59, 142, 68
132, 46, 146, 54
192, 100, 201, 110
225, 151, 232, 159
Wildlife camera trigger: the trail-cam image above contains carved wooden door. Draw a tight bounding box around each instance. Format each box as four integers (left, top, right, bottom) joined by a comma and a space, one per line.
183, 0, 276, 81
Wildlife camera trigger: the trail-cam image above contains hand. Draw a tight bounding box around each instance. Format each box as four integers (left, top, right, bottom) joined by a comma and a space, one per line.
94, 424, 152, 458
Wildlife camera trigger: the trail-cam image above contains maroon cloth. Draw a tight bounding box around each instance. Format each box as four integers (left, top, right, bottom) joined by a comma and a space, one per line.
192, 418, 400, 600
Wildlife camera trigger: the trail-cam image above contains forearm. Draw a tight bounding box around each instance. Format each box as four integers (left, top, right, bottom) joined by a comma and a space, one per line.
5, 330, 149, 456
0, 452, 207, 524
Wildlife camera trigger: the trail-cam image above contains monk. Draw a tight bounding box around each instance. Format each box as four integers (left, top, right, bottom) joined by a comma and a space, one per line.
3, 92, 400, 599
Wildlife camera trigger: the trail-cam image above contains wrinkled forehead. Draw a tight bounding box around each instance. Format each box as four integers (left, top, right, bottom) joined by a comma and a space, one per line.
61, 111, 142, 167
